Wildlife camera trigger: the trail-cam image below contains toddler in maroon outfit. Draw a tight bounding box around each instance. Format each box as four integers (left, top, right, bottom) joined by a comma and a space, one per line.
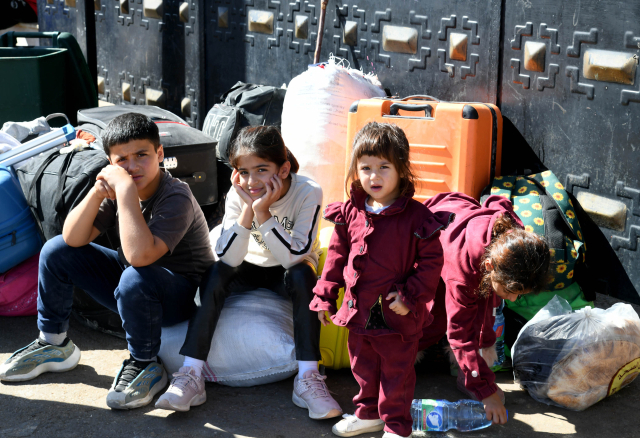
310, 122, 453, 438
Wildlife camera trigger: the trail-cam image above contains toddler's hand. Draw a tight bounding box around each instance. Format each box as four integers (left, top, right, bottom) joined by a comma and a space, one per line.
386, 292, 410, 316
387, 292, 409, 316
318, 310, 334, 327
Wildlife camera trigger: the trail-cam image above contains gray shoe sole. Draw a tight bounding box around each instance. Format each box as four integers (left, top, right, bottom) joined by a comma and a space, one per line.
0, 346, 81, 382
292, 390, 342, 420
155, 391, 207, 412
106, 371, 168, 410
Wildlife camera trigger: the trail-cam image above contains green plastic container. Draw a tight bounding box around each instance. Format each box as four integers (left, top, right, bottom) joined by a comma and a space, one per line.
0, 32, 97, 127
0, 46, 67, 127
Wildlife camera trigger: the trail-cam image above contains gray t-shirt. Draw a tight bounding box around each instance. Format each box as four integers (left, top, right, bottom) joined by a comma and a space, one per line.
93, 170, 214, 284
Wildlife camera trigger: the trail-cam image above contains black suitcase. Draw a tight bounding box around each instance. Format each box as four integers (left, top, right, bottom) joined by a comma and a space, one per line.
78, 106, 219, 205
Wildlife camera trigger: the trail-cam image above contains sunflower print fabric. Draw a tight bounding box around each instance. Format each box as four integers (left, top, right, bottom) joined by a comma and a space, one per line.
490, 171, 585, 291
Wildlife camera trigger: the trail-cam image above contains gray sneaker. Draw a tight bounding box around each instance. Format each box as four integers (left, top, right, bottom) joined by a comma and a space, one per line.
0, 338, 81, 382
106, 357, 167, 410
155, 366, 206, 412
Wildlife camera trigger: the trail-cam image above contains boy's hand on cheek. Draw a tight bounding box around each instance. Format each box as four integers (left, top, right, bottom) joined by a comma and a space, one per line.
386, 292, 410, 315
94, 179, 116, 201
97, 165, 134, 193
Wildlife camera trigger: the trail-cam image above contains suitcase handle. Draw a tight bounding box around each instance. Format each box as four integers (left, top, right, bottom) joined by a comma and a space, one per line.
0, 31, 61, 48
389, 103, 433, 118
401, 95, 440, 102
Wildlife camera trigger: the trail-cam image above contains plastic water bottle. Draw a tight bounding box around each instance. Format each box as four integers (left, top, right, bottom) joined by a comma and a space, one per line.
411, 399, 498, 432
491, 299, 506, 370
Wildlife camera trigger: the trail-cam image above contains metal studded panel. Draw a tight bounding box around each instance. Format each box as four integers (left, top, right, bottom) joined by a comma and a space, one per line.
37, 0, 97, 86
500, 0, 640, 301
95, 0, 204, 128
203, 0, 502, 108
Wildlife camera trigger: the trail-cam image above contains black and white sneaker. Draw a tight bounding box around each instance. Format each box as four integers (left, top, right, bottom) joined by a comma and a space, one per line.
106, 357, 167, 410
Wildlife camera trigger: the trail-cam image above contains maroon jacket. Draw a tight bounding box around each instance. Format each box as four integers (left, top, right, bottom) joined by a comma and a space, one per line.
423, 192, 523, 400
310, 184, 453, 341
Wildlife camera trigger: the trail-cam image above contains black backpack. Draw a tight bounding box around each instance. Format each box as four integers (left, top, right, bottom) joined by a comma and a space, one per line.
202, 81, 287, 165
15, 148, 109, 242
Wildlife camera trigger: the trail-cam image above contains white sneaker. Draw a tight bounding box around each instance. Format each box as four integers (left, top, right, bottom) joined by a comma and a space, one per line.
332, 414, 385, 437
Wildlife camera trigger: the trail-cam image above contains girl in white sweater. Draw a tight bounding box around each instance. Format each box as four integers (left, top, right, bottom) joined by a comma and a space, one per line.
156, 126, 342, 420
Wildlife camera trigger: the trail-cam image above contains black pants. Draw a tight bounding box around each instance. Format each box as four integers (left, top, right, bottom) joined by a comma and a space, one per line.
180, 260, 321, 362
1, 0, 37, 31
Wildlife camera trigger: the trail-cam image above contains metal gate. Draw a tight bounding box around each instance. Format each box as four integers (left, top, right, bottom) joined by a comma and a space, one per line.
36, 0, 640, 301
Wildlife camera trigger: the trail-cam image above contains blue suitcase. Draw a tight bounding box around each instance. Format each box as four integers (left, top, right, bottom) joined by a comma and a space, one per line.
0, 167, 42, 273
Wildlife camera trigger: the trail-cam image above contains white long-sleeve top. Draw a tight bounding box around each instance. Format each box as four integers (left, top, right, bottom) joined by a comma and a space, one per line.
215, 173, 323, 270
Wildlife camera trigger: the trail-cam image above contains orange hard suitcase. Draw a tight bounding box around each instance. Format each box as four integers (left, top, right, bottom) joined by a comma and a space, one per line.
345, 96, 502, 202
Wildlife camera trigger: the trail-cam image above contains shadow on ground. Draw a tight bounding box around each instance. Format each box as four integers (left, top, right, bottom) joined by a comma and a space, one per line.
1, 316, 639, 438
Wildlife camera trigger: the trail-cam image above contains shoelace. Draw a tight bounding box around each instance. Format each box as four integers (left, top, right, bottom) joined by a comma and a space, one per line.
12, 339, 55, 361
342, 414, 357, 423
114, 359, 148, 392
167, 371, 199, 394
300, 373, 331, 399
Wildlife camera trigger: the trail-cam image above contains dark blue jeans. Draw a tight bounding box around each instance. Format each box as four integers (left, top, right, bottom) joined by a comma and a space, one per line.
37, 235, 198, 360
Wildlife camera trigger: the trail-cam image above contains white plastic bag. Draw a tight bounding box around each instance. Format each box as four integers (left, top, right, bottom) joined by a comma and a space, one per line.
281, 56, 386, 210
513, 296, 640, 410
159, 288, 297, 387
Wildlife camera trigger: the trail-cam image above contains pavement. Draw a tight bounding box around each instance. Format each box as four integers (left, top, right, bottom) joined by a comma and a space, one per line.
1, 293, 639, 438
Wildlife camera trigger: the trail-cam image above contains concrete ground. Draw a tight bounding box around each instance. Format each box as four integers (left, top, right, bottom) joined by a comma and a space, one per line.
1, 294, 639, 438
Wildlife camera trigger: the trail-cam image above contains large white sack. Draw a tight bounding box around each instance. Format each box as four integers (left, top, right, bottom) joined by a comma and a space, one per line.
159, 225, 297, 387
159, 289, 297, 387
281, 56, 386, 210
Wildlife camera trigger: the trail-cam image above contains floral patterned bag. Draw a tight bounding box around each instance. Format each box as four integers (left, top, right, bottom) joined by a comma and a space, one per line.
484, 170, 594, 321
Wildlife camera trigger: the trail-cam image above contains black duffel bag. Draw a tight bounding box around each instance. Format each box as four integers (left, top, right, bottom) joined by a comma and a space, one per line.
202, 81, 287, 165
15, 148, 109, 241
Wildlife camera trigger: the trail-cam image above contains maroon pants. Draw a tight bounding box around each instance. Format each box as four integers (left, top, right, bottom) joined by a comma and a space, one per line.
418, 278, 447, 351
348, 332, 419, 437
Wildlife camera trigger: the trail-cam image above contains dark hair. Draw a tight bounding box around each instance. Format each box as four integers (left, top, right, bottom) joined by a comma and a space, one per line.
228, 126, 299, 173
477, 214, 552, 298
102, 113, 160, 156
345, 122, 417, 197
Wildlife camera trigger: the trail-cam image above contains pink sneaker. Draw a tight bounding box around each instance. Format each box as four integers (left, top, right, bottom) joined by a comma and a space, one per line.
292, 370, 342, 419
155, 366, 206, 412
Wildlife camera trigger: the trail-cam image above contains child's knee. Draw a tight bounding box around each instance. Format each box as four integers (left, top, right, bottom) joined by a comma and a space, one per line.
285, 262, 317, 290
41, 234, 72, 259
117, 266, 157, 301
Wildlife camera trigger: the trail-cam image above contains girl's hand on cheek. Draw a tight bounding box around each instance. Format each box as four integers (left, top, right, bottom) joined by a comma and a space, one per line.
231, 169, 254, 206
386, 292, 410, 316
253, 175, 283, 214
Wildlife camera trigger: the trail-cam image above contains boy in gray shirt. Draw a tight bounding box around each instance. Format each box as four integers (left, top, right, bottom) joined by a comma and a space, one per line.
0, 113, 214, 410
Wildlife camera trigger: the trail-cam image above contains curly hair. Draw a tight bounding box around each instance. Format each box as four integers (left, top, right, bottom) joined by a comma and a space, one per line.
476, 213, 552, 298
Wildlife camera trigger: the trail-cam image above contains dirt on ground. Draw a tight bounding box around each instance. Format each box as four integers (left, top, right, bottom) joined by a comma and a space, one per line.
1, 295, 639, 438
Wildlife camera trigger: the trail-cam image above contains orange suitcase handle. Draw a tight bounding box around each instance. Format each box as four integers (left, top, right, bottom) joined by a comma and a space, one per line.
389, 103, 433, 118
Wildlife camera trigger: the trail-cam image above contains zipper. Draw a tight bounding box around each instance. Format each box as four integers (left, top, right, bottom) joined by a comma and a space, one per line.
365, 294, 389, 329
